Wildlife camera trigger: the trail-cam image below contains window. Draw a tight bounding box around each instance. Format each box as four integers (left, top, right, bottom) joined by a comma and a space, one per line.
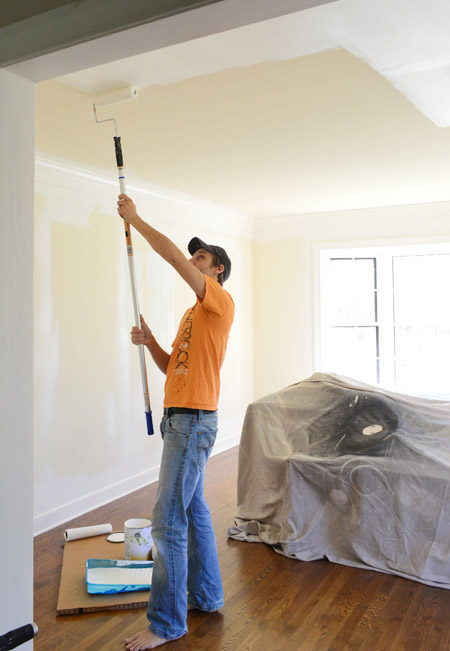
316, 242, 450, 399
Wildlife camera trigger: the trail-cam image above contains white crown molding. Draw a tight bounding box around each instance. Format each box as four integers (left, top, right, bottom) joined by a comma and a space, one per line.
37, 154, 450, 245
252, 200, 450, 241
35, 152, 252, 238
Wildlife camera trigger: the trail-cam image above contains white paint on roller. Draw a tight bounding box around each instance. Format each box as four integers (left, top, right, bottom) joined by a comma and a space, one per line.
87, 566, 153, 586
93, 86, 139, 108
362, 424, 383, 436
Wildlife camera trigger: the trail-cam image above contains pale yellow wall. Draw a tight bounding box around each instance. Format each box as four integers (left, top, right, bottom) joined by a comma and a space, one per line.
252, 238, 313, 399
252, 205, 450, 400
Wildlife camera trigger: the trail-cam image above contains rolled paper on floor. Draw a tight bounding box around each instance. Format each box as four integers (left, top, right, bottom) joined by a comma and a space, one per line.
64, 523, 113, 541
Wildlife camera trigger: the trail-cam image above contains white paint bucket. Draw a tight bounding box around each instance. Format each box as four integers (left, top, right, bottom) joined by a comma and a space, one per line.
124, 518, 153, 561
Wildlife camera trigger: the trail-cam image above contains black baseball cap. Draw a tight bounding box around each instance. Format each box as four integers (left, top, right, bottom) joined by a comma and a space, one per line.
188, 237, 231, 282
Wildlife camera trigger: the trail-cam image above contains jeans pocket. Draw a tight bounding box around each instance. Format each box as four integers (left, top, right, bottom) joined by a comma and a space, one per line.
164, 415, 192, 452
197, 419, 217, 469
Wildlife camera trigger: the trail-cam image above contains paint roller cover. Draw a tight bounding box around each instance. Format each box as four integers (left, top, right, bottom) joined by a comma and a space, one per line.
93, 86, 139, 108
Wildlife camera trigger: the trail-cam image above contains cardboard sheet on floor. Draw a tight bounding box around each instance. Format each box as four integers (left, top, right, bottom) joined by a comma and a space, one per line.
56, 534, 150, 614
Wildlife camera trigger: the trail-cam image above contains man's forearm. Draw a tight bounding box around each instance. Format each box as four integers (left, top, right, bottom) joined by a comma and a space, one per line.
131, 216, 184, 267
119, 196, 206, 297
146, 335, 170, 374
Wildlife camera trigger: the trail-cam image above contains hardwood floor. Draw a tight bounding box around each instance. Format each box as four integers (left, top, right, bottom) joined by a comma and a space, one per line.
34, 446, 450, 650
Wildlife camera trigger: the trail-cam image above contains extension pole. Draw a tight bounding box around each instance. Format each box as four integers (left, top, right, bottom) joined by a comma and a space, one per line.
93, 95, 154, 435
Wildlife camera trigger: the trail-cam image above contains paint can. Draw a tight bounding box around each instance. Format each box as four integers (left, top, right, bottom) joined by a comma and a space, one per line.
124, 518, 153, 561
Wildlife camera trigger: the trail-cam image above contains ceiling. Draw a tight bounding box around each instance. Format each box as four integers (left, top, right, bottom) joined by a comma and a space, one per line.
4, 0, 335, 79
0, 0, 228, 66
32, 0, 450, 219
57, 0, 450, 128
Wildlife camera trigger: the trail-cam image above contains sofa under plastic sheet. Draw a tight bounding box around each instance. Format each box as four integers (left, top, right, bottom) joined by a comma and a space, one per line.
228, 372, 450, 589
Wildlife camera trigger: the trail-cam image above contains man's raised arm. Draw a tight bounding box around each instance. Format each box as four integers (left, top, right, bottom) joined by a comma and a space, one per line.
117, 194, 206, 299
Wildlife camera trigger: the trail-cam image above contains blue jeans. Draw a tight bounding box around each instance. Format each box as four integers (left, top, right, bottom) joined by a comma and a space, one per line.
147, 409, 224, 640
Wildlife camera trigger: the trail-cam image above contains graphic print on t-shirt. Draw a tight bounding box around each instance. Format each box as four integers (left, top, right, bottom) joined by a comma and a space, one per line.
174, 307, 194, 375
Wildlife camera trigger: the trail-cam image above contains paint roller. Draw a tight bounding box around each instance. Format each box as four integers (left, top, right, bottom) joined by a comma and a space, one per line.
93, 86, 154, 436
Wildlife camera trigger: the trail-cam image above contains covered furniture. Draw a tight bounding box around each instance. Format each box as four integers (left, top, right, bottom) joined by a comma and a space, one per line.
228, 373, 450, 589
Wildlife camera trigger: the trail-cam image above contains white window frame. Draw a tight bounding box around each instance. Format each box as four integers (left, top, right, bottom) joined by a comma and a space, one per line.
313, 235, 450, 396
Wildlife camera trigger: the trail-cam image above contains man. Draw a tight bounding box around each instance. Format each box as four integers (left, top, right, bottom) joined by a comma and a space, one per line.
117, 194, 234, 650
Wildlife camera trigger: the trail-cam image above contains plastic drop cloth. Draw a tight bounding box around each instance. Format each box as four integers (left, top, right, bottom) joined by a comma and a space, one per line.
228, 373, 450, 589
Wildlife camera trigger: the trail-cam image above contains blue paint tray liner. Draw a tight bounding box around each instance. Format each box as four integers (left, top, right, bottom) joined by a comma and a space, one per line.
85, 558, 153, 594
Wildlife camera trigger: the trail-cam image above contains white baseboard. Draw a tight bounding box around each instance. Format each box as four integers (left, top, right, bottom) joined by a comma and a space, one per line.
34, 435, 241, 536
210, 431, 241, 457
33, 464, 161, 536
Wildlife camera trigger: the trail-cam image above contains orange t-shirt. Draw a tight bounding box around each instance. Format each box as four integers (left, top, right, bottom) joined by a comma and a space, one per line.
164, 275, 234, 410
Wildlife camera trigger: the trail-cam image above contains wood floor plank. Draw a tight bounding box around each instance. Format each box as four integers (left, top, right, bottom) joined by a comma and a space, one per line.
329, 572, 393, 650
34, 446, 450, 651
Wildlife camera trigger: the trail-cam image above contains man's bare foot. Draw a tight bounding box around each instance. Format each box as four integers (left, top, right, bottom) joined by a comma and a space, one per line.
125, 628, 177, 650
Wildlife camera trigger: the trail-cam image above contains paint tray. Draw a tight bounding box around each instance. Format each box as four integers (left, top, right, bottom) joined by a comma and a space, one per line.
85, 558, 153, 594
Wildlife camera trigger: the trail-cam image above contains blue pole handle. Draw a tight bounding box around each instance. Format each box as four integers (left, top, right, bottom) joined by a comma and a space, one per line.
146, 410, 154, 435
